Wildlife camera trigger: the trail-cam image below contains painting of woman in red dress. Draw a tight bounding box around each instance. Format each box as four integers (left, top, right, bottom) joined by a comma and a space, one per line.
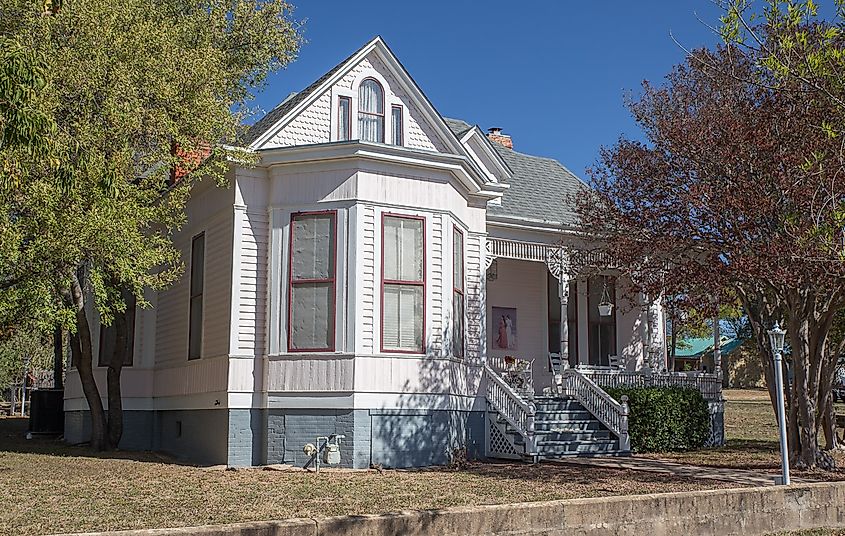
492, 307, 517, 350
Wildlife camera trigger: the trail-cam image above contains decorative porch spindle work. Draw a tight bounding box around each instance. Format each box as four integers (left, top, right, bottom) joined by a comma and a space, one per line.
562, 368, 630, 452
577, 368, 723, 402
483, 363, 537, 456
486, 237, 571, 370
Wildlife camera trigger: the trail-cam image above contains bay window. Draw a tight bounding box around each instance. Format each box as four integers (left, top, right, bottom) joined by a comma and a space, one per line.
288, 211, 336, 352
382, 214, 425, 353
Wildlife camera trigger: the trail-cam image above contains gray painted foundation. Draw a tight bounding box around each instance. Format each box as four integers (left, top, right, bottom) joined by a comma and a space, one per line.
65, 407, 485, 469
64, 409, 228, 465
707, 401, 726, 447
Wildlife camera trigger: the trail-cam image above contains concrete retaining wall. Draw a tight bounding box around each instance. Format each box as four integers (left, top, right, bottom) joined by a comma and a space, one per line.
60, 481, 845, 536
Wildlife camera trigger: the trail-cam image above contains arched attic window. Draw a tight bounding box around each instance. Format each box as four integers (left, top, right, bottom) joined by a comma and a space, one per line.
358, 78, 385, 143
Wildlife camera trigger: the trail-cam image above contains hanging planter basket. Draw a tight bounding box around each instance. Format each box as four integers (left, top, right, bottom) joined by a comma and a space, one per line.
598, 276, 613, 317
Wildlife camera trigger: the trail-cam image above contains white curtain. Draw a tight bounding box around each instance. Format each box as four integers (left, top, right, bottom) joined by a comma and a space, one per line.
383, 284, 423, 351
338, 97, 350, 141
290, 214, 335, 350
382, 216, 424, 351
391, 106, 403, 145
383, 217, 423, 281
358, 79, 384, 143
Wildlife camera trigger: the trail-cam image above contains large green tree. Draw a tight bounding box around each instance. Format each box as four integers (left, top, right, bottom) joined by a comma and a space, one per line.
0, 0, 301, 450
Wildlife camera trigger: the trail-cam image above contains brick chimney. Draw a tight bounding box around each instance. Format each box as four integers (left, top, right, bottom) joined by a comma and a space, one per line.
487, 127, 513, 149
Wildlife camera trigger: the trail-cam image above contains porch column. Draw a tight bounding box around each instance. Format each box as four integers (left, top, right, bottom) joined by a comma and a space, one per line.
559, 276, 570, 369
713, 314, 722, 379
646, 297, 662, 371
546, 247, 570, 369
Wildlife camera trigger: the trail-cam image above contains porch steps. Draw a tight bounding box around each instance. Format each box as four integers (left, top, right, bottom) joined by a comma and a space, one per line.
491, 395, 630, 461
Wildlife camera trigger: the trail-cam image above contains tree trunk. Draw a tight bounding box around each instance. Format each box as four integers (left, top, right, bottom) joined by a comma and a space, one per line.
53, 326, 63, 390
66, 270, 108, 451
106, 289, 130, 449
820, 341, 843, 451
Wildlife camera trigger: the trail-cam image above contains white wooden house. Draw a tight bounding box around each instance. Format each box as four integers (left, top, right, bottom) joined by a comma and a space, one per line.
63, 37, 724, 467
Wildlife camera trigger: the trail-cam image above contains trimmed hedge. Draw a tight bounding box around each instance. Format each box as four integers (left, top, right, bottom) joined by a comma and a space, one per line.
605, 386, 710, 453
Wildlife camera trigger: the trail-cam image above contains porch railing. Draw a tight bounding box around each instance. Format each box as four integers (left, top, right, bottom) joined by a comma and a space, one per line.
562, 368, 630, 451
575, 367, 723, 402
483, 364, 536, 455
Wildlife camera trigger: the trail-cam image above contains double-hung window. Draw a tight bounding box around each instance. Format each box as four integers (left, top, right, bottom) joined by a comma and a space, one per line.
358, 78, 385, 143
288, 212, 337, 352
188, 233, 205, 360
452, 227, 465, 358
382, 215, 425, 353
337, 96, 351, 141
391, 105, 403, 146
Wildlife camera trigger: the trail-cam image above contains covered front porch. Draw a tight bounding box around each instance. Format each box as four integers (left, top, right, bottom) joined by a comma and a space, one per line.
481, 236, 725, 462
485, 236, 664, 395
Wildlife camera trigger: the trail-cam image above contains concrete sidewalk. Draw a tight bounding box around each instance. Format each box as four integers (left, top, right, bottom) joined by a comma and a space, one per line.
549, 456, 816, 487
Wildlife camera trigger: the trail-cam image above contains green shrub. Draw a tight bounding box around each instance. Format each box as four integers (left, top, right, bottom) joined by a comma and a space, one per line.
605, 386, 710, 453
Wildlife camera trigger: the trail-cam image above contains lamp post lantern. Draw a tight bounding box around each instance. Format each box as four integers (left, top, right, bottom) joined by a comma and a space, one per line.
768, 321, 790, 486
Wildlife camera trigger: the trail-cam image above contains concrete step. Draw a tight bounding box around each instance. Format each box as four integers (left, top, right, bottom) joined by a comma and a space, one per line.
534, 429, 613, 442
534, 419, 605, 432
533, 400, 586, 412
535, 409, 593, 421
536, 439, 622, 456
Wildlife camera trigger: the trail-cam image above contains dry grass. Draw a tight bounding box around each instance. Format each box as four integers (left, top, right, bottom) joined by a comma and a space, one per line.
640, 389, 845, 479
0, 418, 737, 535
772, 531, 845, 536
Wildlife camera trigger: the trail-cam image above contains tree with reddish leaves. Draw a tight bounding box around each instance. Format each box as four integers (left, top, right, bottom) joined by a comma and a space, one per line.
577, 40, 845, 468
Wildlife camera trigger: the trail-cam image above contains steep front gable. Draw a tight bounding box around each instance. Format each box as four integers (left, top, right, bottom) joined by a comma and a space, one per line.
246, 37, 455, 155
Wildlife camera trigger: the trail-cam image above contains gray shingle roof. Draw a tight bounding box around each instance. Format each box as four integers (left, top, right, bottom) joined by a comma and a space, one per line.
443, 118, 474, 139
443, 118, 586, 227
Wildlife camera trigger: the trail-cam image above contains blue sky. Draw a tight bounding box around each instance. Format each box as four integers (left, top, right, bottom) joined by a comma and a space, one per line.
250, 1, 729, 180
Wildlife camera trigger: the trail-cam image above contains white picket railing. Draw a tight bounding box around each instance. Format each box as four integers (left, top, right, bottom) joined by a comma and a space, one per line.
484, 364, 536, 455
575, 367, 723, 402
562, 368, 630, 451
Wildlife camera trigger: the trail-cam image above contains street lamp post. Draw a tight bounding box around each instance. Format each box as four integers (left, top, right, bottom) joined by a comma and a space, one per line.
768, 322, 791, 486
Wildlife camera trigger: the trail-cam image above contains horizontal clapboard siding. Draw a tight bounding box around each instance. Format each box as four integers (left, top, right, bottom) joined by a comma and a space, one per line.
236, 210, 269, 357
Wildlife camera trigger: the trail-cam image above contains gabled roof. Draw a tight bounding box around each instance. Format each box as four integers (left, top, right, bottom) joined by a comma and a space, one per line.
443, 118, 474, 139
242, 43, 367, 147
444, 119, 586, 228
244, 36, 465, 158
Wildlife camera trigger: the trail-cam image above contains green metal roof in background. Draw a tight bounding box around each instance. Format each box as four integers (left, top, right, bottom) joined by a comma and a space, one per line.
675, 336, 745, 358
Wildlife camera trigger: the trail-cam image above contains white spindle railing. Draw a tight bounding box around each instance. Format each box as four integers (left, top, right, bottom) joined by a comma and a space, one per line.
562, 369, 630, 451
575, 367, 722, 402
484, 364, 536, 455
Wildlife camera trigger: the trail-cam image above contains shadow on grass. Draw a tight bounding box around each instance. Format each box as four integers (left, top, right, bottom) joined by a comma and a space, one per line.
0, 416, 197, 466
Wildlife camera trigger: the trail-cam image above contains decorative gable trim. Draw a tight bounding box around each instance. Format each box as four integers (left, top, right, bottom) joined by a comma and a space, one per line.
249, 37, 461, 156
248, 36, 505, 199
459, 126, 512, 185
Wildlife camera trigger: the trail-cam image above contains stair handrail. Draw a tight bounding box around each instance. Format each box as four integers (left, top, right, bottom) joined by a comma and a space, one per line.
483, 363, 537, 454
562, 368, 630, 451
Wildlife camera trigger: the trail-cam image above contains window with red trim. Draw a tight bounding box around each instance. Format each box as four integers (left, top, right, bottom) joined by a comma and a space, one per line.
288, 212, 337, 352
382, 214, 425, 353
452, 227, 465, 358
